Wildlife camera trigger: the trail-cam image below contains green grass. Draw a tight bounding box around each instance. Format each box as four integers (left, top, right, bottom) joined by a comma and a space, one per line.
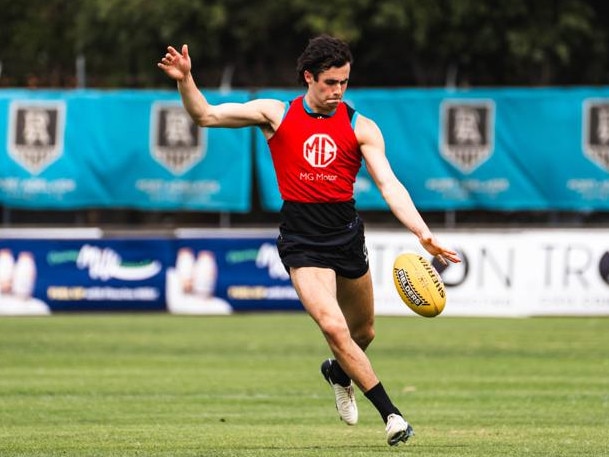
0, 313, 608, 456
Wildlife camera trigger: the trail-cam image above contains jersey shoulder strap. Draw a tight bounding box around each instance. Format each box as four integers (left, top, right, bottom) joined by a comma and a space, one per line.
345, 103, 356, 122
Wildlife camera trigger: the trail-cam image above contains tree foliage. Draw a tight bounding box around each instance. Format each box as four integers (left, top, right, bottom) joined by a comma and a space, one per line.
0, 0, 607, 88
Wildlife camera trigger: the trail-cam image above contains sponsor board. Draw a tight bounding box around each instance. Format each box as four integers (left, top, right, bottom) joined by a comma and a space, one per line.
367, 229, 609, 316
0, 233, 300, 315
1, 230, 608, 316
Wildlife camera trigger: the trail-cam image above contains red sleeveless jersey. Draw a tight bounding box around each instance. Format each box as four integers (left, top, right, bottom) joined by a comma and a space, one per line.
267, 96, 362, 203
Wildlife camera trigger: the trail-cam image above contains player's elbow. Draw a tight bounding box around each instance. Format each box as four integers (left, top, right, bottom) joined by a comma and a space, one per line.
193, 112, 219, 127
379, 178, 410, 205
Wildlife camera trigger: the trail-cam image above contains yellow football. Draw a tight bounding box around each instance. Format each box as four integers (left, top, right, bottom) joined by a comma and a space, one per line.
393, 253, 446, 317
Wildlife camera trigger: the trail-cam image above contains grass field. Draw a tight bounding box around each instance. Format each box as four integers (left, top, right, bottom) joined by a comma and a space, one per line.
0, 313, 608, 457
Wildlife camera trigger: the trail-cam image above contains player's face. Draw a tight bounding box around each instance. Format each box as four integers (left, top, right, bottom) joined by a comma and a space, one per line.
304, 63, 350, 113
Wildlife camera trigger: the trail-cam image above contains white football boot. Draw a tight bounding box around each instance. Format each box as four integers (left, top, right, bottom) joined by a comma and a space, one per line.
385, 413, 415, 446
321, 359, 358, 425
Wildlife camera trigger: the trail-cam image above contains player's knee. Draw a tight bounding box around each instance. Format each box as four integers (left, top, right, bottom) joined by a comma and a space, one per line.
352, 326, 375, 350
320, 318, 351, 350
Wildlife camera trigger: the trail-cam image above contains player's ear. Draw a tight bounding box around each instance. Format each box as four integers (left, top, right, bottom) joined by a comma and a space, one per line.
303, 70, 314, 84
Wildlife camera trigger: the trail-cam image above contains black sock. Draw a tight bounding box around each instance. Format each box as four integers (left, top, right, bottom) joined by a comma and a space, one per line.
364, 382, 402, 424
329, 359, 351, 387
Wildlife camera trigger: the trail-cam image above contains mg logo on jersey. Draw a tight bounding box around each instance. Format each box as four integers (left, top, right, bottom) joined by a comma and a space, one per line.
8, 101, 66, 175
440, 100, 495, 174
150, 102, 206, 175
303, 134, 337, 168
583, 99, 609, 172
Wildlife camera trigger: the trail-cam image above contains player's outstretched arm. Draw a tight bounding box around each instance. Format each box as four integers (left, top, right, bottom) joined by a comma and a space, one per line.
357, 116, 460, 264
158, 44, 283, 130
157, 44, 216, 126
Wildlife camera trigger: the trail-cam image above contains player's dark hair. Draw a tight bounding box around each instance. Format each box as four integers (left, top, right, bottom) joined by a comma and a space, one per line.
296, 35, 353, 86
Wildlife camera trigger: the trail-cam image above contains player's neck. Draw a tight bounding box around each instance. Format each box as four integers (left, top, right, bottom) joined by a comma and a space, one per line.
303, 95, 336, 117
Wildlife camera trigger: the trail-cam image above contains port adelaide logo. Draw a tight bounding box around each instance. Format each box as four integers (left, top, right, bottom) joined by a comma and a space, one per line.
150, 103, 206, 175
440, 100, 495, 173
8, 101, 66, 175
582, 99, 609, 172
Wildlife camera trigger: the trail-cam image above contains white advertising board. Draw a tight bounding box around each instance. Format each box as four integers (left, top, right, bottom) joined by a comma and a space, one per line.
367, 229, 609, 317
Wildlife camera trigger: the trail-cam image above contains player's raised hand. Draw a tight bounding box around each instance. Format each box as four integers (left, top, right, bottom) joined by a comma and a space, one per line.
157, 44, 191, 81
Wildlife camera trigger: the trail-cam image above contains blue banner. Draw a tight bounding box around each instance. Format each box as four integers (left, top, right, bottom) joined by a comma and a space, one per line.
170, 233, 300, 313
2, 87, 609, 212
0, 234, 301, 315
255, 87, 609, 211
0, 90, 252, 211
0, 238, 169, 313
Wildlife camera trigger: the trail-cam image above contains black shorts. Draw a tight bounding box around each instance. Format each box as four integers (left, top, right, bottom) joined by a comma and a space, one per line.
276, 201, 369, 279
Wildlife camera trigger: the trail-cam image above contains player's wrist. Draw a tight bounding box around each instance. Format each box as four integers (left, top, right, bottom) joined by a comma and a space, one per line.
412, 227, 433, 244
176, 71, 193, 85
